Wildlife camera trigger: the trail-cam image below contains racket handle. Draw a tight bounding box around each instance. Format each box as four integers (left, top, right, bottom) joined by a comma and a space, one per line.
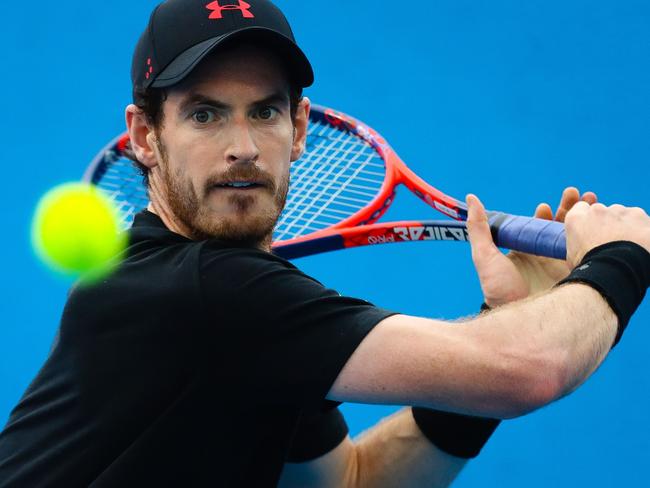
488, 212, 567, 259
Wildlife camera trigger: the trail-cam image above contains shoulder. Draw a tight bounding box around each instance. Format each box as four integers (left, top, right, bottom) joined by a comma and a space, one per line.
198, 241, 325, 293
199, 241, 296, 269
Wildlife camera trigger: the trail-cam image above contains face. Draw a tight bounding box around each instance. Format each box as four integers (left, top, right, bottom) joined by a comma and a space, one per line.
133, 45, 307, 246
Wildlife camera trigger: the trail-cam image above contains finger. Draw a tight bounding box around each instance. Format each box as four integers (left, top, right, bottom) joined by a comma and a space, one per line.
563, 200, 592, 266
564, 200, 591, 224
465, 194, 501, 264
534, 203, 553, 220
581, 191, 598, 205
555, 187, 580, 223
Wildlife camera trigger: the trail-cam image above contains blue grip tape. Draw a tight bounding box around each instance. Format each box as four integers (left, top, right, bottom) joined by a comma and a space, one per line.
489, 213, 567, 259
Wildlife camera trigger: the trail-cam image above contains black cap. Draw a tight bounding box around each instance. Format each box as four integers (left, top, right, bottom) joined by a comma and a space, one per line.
131, 0, 313, 103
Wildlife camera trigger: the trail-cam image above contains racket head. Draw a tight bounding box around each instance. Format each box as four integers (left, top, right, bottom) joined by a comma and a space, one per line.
275, 105, 394, 243
279, 106, 469, 245
83, 133, 147, 230
85, 105, 467, 247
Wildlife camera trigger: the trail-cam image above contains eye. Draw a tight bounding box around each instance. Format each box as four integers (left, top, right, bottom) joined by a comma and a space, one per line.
256, 106, 279, 121
192, 110, 216, 124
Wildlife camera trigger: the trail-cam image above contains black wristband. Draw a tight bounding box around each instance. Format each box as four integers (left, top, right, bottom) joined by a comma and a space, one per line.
557, 241, 650, 347
411, 407, 501, 459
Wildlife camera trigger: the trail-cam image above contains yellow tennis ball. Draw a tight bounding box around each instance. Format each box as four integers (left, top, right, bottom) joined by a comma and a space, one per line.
31, 183, 127, 283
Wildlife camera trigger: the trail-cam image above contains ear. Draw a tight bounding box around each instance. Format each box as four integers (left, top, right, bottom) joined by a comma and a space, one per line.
290, 97, 311, 162
125, 104, 160, 170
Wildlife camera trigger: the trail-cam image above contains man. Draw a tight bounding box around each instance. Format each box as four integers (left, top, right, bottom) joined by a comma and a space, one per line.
1, 0, 649, 486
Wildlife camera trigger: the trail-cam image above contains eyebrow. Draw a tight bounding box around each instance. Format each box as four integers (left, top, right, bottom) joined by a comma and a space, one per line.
177, 91, 290, 116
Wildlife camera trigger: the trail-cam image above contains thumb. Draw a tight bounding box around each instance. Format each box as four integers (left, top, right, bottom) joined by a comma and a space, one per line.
465, 194, 500, 264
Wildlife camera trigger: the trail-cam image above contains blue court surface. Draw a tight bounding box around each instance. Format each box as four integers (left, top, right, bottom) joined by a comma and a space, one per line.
1, 1, 648, 486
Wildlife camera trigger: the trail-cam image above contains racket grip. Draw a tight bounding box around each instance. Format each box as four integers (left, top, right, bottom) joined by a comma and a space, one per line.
488, 212, 567, 259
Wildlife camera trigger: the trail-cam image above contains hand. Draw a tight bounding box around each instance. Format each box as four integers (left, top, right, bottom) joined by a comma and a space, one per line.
466, 188, 597, 307
565, 202, 650, 267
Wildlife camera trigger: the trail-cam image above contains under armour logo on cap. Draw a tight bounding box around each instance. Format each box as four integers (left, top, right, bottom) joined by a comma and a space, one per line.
206, 0, 255, 19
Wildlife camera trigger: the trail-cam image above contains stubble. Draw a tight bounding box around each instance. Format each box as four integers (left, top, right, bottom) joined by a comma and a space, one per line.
155, 137, 289, 247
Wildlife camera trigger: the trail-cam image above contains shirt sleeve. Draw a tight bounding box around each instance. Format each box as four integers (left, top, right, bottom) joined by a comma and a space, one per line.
286, 401, 349, 463
198, 244, 396, 406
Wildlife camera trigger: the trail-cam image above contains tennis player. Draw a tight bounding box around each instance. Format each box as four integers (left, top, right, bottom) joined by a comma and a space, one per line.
1, 1, 649, 486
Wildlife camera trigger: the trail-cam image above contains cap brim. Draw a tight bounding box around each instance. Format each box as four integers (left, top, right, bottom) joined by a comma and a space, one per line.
151, 27, 314, 89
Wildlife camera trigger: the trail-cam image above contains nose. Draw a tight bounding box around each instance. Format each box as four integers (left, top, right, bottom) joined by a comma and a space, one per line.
225, 120, 260, 165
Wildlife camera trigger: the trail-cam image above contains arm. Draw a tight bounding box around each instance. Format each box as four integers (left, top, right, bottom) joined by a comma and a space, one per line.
279, 409, 467, 488
352, 409, 468, 488
328, 196, 650, 415
328, 282, 616, 417
280, 282, 613, 488
282, 280, 617, 488
281, 283, 612, 488
281, 304, 498, 488
282, 192, 647, 488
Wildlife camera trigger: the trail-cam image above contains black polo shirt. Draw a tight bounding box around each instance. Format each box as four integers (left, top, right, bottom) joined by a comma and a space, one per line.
0, 210, 394, 487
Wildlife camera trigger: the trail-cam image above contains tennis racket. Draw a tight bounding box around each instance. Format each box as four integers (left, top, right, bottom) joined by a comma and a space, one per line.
84, 105, 566, 260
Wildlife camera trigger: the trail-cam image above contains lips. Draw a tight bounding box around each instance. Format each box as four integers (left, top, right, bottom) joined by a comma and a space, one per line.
207, 168, 275, 194
212, 181, 265, 190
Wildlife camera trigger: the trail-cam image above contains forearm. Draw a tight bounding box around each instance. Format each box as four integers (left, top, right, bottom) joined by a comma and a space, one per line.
328, 283, 619, 418
471, 282, 617, 406
352, 408, 467, 488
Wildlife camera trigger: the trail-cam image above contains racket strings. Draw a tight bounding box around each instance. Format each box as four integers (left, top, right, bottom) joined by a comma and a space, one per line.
274, 119, 385, 241
95, 151, 149, 228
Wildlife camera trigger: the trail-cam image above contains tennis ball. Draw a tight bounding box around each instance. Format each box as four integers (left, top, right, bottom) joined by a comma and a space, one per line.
31, 183, 127, 283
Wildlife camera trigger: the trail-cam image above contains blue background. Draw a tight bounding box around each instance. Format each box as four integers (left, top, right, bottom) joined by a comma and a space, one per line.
1, 1, 648, 486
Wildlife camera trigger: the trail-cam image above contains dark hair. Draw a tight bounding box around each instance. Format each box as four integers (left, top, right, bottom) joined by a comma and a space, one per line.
124, 85, 304, 188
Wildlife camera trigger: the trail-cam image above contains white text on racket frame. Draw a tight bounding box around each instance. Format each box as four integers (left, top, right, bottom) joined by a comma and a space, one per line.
366, 225, 469, 244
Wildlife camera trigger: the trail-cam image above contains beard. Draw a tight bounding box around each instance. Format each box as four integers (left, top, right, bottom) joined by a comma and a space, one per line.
154, 138, 289, 246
